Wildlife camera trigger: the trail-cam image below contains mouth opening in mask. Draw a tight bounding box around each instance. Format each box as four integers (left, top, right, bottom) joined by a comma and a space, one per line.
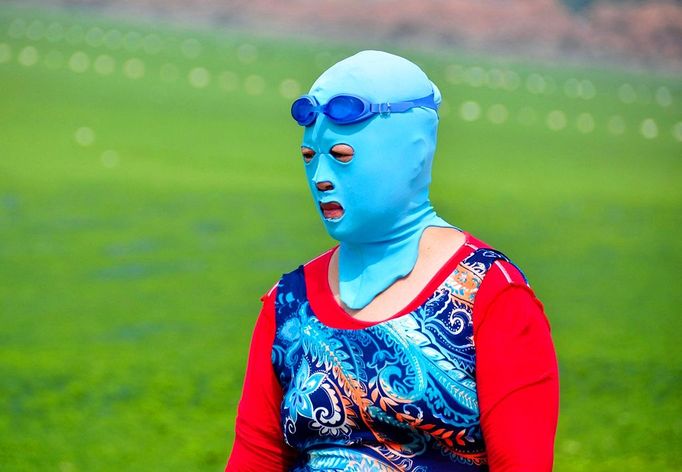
320, 201, 345, 220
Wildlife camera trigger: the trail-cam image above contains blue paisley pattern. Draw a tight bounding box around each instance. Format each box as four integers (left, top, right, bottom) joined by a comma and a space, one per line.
272, 248, 518, 471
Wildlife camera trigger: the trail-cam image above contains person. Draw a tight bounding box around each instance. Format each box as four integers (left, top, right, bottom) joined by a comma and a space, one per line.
226, 50, 559, 471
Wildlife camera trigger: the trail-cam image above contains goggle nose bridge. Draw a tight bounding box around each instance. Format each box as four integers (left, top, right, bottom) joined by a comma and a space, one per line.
373, 102, 391, 115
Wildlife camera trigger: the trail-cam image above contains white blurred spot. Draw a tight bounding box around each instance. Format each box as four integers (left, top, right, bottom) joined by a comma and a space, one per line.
93, 54, 115, 75
8, 19, 26, 39
104, 29, 123, 50
563, 78, 580, 98
464, 67, 487, 87
618, 83, 636, 104
26, 20, 45, 41
237, 44, 258, 63
672, 122, 682, 142
68, 51, 89, 73
487, 104, 508, 124
74, 127, 95, 146
101, 150, 119, 168
18, 46, 38, 66
445, 64, 464, 84
45, 22, 64, 43
640, 119, 658, 139
607, 115, 626, 135
181, 38, 202, 59
189, 67, 211, 88
546, 110, 567, 131
517, 106, 537, 126
85, 27, 104, 47
279, 78, 301, 100
579, 79, 596, 99
655, 86, 673, 107
244, 74, 265, 95
525, 73, 546, 94
123, 58, 145, 79
124, 31, 142, 52
562, 440, 581, 455
65, 24, 84, 45
143, 34, 162, 55
58, 461, 75, 472
0, 43, 11, 64
459, 101, 481, 121
576, 113, 595, 133
502, 70, 520, 91
219, 70, 238, 91
160, 63, 178, 82
487, 68, 504, 89
44, 50, 64, 69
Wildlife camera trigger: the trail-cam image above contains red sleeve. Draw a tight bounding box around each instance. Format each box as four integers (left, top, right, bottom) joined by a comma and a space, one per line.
226, 286, 298, 471
473, 261, 559, 472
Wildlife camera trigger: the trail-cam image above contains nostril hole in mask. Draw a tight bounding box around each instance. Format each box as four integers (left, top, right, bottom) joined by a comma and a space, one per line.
316, 181, 334, 191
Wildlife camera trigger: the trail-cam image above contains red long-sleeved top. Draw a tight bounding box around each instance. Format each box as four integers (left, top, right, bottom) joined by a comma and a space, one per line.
227, 236, 559, 471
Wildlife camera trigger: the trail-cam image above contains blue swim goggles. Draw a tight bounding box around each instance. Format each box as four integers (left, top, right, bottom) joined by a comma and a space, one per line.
291, 92, 438, 126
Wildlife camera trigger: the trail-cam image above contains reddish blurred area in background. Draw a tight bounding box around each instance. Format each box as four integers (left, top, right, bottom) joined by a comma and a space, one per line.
30, 0, 682, 71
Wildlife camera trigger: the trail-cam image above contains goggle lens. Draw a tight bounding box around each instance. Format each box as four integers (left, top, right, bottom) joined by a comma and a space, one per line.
326, 96, 366, 124
291, 97, 317, 126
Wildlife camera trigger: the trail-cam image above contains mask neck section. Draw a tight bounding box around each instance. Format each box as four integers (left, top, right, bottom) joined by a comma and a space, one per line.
337, 203, 452, 310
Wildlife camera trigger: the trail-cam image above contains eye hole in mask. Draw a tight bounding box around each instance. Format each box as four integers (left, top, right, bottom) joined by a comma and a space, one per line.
300, 144, 354, 164
301, 146, 315, 164
329, 143, 354, 163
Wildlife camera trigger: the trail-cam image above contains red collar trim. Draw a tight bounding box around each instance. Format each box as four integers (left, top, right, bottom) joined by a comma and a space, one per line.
304, 232, 483, 330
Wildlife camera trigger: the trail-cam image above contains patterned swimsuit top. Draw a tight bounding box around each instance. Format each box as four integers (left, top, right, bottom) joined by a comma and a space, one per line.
271, 245, 523, 472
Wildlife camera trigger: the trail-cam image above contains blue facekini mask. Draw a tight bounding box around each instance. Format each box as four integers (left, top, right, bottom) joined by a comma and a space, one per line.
297, 50, 453, 310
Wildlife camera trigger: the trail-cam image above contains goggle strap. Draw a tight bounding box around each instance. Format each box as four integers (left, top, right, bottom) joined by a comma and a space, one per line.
386, 102, 414, 113
412, 94, 438, 110
368, 94, 436, 114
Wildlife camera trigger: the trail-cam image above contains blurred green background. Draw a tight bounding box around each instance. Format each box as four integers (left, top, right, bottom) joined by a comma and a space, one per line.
0, 3, 680, 471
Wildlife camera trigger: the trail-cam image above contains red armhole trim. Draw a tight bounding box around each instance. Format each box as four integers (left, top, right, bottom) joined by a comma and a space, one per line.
472, 260, 529, 333
260, 282, 278, 302
494, 260, 513, 283
493, 260, 528, 285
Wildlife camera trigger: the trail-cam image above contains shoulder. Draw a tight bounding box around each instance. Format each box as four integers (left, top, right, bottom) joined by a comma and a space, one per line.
463, 232, 527, 281
463, 232, 537, 310
301, 246, 337, 278
259, 246, 338, 303
464, 235, 548, 332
